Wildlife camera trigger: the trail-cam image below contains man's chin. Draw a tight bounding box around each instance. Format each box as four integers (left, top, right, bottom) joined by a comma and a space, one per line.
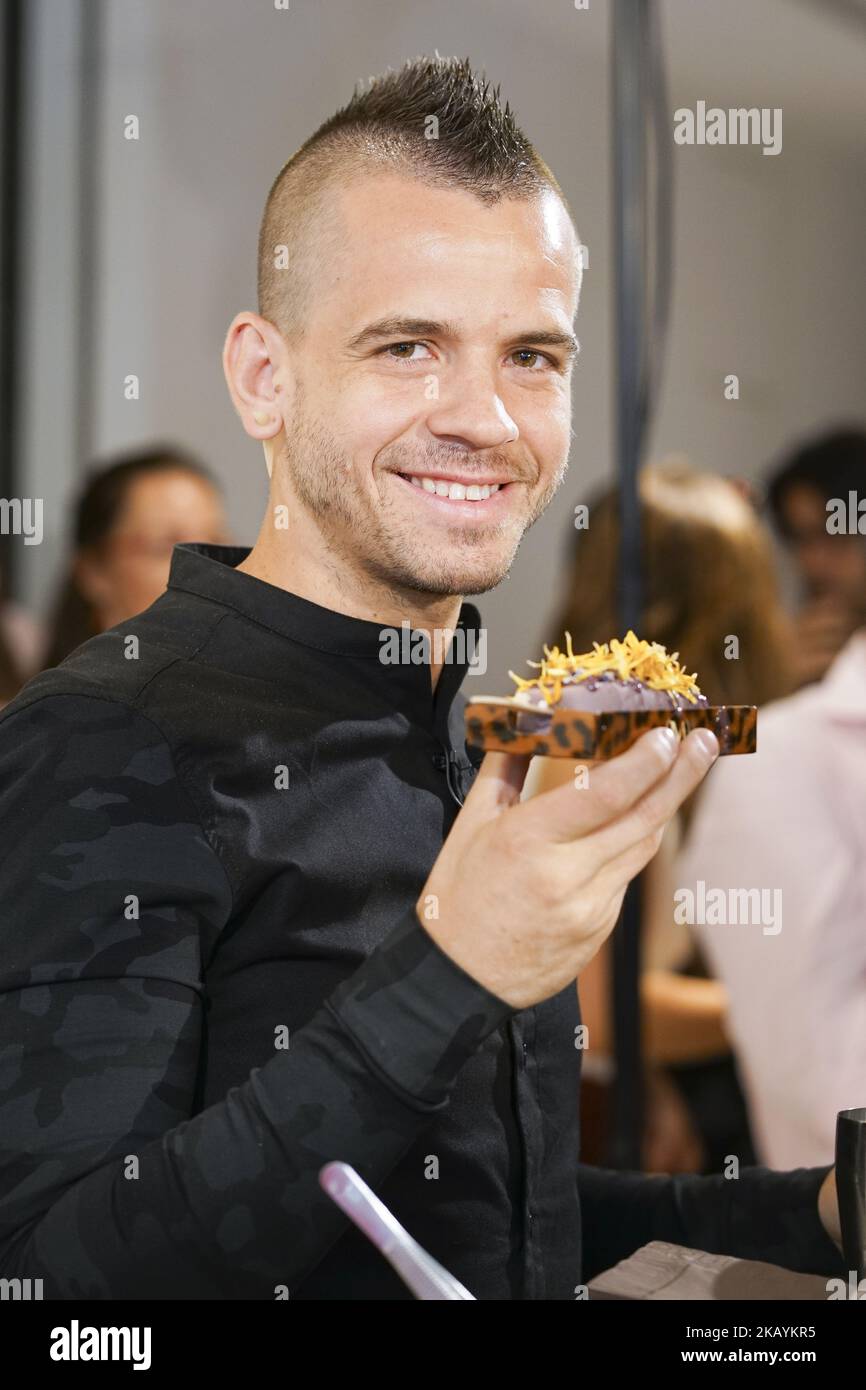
378, 551, 515, 600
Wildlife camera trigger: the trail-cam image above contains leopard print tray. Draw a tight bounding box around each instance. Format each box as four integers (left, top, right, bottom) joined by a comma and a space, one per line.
464, 696, 757, 759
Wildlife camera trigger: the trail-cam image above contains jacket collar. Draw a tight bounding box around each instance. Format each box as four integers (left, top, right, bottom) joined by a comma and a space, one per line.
166, 542, 483, 738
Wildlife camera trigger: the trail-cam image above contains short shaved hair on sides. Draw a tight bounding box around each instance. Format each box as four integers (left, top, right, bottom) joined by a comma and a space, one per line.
256, 54, 574, 339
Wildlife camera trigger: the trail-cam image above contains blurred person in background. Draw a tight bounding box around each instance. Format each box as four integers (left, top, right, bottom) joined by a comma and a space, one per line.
680, 432, 866, 1169
0, 559, 44, 705
43, 445, 230, 668
0, 625, 21, 707
527, 459, 796, 1174
767, 426, 866, 687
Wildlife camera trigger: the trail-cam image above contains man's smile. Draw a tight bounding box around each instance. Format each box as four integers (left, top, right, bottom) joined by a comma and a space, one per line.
389, 468, 521, 519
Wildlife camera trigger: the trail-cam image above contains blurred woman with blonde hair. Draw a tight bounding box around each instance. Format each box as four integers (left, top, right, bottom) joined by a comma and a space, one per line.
551, 457, 794, 709
529, 458, 795, 1173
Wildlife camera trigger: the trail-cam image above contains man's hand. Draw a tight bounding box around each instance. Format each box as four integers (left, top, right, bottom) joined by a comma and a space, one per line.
417, 726, 719, 1010
818, 1167, 843, 1253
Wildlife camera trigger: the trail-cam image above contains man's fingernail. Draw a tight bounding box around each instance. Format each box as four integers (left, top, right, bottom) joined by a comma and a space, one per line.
654, 727, 679, 756
693, 729, 720, 761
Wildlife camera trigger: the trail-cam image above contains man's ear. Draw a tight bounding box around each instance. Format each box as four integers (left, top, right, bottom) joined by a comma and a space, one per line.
222, 312, 291, 473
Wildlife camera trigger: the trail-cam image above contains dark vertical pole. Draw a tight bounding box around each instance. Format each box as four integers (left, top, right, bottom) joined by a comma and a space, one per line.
609, 0, 648, 1169
0, 0, 24, 595
76, 0, 102, 473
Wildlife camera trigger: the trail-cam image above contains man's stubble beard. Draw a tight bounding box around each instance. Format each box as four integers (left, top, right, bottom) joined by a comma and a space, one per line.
281, 396, 568, 598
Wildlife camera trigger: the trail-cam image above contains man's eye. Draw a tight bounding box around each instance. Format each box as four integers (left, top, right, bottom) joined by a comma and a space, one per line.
511, 349, 552, 370
383, 342, 431, 362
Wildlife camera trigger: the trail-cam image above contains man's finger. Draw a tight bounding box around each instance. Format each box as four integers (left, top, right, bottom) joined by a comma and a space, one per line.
586, 728, 719, 865
518, 726, 681, 844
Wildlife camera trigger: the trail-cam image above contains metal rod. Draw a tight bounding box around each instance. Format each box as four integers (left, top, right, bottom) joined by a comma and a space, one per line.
609, 0, 649, 1170
0, 0, 24, 595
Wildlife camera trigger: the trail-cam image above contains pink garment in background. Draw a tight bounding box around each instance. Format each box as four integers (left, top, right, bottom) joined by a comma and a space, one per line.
678, 630, 866, 1168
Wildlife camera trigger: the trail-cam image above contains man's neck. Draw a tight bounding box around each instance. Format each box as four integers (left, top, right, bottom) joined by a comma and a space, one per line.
236, 513, 464, 692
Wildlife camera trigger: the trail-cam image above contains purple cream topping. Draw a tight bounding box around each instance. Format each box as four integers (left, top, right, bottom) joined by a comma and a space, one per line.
514, 668, 708, 733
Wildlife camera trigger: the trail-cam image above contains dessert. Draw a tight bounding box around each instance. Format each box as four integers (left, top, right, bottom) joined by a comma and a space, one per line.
465, 630, 757, 759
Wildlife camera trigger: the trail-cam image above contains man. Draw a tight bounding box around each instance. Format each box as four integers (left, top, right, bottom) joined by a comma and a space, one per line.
0, 57, 843, 1299
767, 427, 866, 686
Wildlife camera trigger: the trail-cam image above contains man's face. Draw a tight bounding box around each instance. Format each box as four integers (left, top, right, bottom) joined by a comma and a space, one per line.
277, 173, 581, 597
781, 482, 866, 611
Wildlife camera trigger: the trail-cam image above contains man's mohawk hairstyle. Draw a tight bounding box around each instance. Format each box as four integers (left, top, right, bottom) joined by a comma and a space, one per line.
306, 54, 546, 196
257, 55, 567, 332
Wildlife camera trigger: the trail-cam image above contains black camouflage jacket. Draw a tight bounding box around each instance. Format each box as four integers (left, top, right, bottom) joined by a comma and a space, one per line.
0, 544, 846, 1298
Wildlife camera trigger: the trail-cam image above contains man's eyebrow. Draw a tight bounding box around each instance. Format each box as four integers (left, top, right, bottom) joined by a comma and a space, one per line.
345, 316, 579, 359
345, 318, 460, 351
509, 330, 580, 360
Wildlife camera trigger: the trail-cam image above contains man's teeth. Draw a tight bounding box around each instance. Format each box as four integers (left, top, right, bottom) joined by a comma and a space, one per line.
407, 476, 501, 500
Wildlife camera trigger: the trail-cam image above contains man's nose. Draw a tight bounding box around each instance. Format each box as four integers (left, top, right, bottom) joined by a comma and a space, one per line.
424, 365, 519, 452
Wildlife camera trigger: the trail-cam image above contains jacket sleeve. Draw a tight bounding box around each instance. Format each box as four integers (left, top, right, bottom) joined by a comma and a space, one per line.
577, 1161, 848, 1283
0, 694, 514, 1298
